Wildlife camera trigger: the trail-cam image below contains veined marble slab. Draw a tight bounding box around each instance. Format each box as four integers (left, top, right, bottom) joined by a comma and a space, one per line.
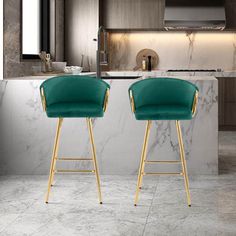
5, 70, 236, 80
105, 70, 236, 78
0, 76, 218, 175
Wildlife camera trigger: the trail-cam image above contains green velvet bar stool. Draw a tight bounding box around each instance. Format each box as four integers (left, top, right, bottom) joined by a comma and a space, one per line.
40, 76, 110, 204
128, 78, 199, 207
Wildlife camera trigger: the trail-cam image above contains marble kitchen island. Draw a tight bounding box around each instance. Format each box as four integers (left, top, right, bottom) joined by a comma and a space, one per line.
0, 76, 218, 175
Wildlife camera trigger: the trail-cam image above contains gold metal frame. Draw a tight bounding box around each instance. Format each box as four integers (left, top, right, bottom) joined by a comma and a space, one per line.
176, 120, 191, 206
134, 120, 192, 207
134, 120, 152, 206
40, 87, 46, 111
191, 91, 199, 117
45, 118, 103, 204
103, 88, 110, 112
129, 90, 135, 113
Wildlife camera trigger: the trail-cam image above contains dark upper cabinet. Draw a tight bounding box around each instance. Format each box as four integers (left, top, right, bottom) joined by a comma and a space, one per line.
101, 0, 236, 30
101, 0, 164, 30
225, 0, 236, 29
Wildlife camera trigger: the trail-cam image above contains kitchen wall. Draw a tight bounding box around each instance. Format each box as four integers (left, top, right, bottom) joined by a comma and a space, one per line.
64, 0, 98, 72
3, 0, 41, 78
3, 0, 64, 78
109, 32, 236, 71
4, 0, 236, 77
0, 1, 3, 80
52, 0, 65, 62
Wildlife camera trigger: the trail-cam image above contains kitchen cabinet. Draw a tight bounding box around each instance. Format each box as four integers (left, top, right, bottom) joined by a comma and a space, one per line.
225, 0, 236, 29
65, 0, 98, 71
101, 0, 164, 30
218, 77, 236, 130
218, 78, 225, 127
101, 0, 236, 31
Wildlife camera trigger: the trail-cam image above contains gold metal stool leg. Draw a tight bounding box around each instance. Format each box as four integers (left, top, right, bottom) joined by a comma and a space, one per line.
50, 161, 57, 187
45, 118, 63, 203
50, 120, 62, 187
176, 120, 191, 207
134, 120, 152, 206
87, 118, 103, 204
139, 121, 152, 189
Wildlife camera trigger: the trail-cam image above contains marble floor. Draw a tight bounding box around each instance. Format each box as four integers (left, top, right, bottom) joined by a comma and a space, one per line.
0, 175, 236, 236
0, 132, 236, 236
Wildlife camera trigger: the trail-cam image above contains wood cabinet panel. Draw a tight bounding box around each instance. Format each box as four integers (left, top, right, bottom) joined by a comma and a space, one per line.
101, 0, 164, 30
218, 77, 236, 130
101, 0, 236, 30
218, 78, 225, 126
224, 78, 236, 102
224, 103, 236, 126
225, 0, 236, 29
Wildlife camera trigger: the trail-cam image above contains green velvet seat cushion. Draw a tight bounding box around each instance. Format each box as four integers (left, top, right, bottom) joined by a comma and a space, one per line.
135, 105, 192, 120
46, 102, 104, 118
129, 78, 199, 121
40, 76, 110, 118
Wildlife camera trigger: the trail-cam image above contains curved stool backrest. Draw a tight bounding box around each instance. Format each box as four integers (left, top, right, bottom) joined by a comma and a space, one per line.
40, 76, 110, 112
129, 78, 198, 117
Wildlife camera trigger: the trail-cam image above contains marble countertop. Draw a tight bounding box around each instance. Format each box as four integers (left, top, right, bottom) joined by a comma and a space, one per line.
3, 70, 226, 80
4, 72, 96, 80
105, 70, 236, 78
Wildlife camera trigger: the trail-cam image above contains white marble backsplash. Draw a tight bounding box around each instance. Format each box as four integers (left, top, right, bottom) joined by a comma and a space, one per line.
109, 32, 236, 71
0, 76, 218, 175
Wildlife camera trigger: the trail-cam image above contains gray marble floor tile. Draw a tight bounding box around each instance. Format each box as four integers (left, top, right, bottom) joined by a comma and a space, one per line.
0, 214, 20, 233
0, 175, 156, 236
142, 175, 236, 236
0, 175, 236, 236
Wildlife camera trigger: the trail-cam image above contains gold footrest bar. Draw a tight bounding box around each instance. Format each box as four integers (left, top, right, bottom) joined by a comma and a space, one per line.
55, 169, 95, 173
55, 157, 93, 161
143, 172, 183, 176
145, 160, 181, 164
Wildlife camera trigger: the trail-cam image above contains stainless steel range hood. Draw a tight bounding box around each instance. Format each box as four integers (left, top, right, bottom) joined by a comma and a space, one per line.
164, 0, 226, 31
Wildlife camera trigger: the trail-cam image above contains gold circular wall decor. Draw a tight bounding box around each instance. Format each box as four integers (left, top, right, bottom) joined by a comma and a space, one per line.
134, 49, 159, 71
